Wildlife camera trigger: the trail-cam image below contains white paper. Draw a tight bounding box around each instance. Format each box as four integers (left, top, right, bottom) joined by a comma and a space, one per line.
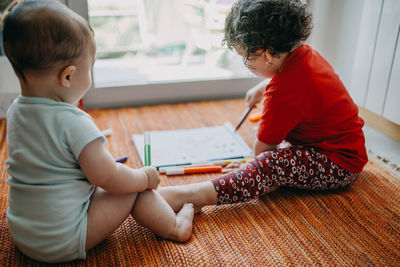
132, 122, 252, 168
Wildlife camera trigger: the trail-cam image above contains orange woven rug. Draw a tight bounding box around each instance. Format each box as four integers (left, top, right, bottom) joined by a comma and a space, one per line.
1, 99, 399, 266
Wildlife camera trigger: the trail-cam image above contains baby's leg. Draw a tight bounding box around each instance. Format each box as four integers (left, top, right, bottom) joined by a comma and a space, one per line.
131, 189, 194, 242
86, 187, 139, 251
86, 188, 194, 252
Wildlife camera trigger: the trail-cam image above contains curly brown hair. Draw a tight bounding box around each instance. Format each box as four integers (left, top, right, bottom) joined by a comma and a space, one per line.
224, 0, 312, 61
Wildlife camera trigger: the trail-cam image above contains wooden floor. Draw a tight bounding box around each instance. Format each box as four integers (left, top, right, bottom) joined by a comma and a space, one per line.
1, 98, 400, 266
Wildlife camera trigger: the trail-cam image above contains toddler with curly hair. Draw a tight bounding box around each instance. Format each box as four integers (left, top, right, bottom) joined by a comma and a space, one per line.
159, 0, 368, 212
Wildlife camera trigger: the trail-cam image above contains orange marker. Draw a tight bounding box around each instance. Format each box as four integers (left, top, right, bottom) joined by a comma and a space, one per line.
248, 112, 261, 122
166, 166, 222, 175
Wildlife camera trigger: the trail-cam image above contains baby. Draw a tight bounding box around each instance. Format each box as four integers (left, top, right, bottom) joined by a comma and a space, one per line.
3, 0, 193, 263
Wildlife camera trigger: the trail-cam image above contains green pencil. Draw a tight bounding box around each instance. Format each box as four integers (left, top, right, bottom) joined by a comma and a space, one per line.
144, 132, 151, 166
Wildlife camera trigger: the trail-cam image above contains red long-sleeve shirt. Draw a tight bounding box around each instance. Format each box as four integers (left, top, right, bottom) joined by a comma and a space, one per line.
257, 45, 368, 173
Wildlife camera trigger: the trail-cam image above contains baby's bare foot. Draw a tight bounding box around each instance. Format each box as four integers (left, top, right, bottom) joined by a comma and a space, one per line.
169, 203, 194, 242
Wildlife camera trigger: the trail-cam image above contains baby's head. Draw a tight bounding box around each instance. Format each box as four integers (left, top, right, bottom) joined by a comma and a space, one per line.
224, 0, 312, 62
3, 0, 94, 83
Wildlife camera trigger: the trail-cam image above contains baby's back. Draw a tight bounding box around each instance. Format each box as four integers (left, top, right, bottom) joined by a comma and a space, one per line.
5, 96, 102, 262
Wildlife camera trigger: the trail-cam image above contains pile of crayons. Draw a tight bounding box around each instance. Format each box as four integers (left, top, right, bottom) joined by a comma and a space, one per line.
159, 157, 253, 176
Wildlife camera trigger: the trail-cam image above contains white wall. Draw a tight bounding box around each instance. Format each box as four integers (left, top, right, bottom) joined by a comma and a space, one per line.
308, 0, 364, 91
308, 0, 400, 126
348, 0, 382, 106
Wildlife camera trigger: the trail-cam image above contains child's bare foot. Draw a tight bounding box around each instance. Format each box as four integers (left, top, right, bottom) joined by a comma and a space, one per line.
158, 183, 215, 214
169, 203, 194, 242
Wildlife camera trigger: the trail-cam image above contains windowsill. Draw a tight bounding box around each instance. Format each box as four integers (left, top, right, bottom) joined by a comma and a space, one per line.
92, 55, 251, 88
85, 57, 263, 110
93, 61, 248, 88
84, 76, 263, 110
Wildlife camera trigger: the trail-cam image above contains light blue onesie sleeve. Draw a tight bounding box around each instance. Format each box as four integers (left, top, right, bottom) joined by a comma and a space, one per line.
6, 96, 105, 263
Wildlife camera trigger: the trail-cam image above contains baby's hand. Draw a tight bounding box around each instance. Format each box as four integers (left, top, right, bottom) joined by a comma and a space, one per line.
141, 166, 160, 189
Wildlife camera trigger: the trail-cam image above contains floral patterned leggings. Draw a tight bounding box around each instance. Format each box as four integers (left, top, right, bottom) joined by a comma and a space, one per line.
212, 145, 359, 205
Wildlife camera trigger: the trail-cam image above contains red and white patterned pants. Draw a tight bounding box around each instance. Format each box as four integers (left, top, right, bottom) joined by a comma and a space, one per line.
212, 145, 359, 205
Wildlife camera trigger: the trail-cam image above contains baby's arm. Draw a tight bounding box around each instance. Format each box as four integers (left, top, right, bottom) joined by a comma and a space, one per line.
79, 138, 159, 194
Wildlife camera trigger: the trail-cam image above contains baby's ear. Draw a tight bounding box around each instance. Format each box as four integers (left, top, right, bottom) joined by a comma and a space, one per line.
59, 65, 76, 88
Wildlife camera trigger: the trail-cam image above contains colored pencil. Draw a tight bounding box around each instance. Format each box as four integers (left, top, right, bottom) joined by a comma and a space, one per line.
158, 156, 254, 171
235, 106, 253, 132
210, 157, 253, 166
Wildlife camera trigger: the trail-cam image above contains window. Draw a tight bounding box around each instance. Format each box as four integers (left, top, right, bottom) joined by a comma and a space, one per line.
1, 0, 19, 55
88, 0, 252, 86
82, 0, 261, 108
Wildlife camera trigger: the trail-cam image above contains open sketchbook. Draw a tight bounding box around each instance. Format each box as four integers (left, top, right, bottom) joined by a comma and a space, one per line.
132, 122, 253, 168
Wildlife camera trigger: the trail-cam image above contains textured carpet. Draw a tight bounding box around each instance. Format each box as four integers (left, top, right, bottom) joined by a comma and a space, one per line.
0, 99, 399, 266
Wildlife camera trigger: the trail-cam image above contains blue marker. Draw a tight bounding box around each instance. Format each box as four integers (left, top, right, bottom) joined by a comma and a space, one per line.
115, 155, 128, 163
